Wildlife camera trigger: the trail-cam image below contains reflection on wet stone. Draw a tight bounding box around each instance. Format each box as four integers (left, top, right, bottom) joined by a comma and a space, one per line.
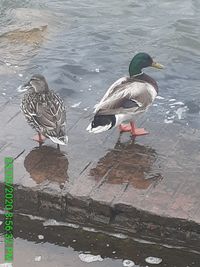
24, 145, 68, 185
90, 141, 162, 190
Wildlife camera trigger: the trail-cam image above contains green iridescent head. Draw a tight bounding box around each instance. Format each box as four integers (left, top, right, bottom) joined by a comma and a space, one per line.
129, 52, 164, 76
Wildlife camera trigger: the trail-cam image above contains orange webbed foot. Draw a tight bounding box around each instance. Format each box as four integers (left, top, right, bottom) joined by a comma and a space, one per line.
32, 133, 46, 143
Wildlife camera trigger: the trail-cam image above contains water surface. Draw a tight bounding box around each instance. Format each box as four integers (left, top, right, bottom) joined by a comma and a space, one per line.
0, 0, 200, 128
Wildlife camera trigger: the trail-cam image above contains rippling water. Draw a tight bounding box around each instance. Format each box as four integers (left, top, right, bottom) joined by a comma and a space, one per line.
0, 0, 200, 127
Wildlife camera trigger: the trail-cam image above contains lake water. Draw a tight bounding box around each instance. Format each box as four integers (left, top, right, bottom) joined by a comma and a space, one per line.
0, 0, 200, 128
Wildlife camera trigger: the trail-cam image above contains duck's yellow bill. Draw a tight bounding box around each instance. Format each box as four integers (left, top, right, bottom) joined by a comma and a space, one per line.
151, 62, 164, 69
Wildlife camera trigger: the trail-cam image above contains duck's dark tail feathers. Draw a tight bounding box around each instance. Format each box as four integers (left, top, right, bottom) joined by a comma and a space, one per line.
86, 115, 116, 133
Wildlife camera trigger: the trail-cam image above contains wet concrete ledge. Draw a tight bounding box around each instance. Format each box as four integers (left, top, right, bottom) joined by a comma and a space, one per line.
0, 100, 200, 251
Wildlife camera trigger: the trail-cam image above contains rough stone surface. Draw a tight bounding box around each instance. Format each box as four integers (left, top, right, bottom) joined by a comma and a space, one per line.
0, 99, 200, 250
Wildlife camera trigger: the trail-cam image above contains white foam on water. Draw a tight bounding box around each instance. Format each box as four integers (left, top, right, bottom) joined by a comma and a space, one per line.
169, 101, 184, 106
111, 233, 127, 239
17, 85, 27, 93
0, 264, 13, 267
71, 102, 81, 108
95, 68, 100, 73
20, 213, 44, 221
145, 256, 162, 264
34, 256, 42, 262
43, 219, 79, 229
169, 98, 176, 102
164, 119, 173, 124
167, 115, 175, 120
82, 227, 97, 233
123, 259, 135, 267
175, 106, 187, 120
79, 253, 103, 263
18, 73, 23, 77
156, 96, 165, 100
66, 223, 79, 229
38, 235, 44, 240
43, 219, 65, 226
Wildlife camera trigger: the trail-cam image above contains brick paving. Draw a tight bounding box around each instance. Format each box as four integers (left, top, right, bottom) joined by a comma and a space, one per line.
0, 97, 200, 249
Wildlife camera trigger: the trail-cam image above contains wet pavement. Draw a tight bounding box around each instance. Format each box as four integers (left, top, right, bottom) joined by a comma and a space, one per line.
0, 97, 200, 250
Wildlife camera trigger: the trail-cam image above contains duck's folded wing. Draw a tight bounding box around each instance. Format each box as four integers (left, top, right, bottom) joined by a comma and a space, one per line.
32, 96, 66, 132
94, 76, 128, 112
95, 80, 155, 116
97, 98, 140, 115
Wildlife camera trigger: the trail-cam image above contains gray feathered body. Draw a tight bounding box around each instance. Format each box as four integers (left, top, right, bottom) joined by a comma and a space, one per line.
21, 89, 67, 145
87, 73, 158, 133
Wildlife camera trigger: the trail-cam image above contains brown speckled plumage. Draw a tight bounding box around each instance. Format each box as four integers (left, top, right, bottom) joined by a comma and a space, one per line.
21, 74, 68, 145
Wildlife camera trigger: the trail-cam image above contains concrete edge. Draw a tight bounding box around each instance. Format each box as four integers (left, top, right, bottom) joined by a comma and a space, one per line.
0, 183, 199, 251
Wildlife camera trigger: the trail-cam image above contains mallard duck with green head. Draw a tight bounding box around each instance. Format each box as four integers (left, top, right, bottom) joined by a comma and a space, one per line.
87, 52, 163, 137
20, 74, 68, 147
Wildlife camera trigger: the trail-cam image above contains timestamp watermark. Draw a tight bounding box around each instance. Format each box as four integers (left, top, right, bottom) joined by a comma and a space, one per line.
4, 157, 14, 265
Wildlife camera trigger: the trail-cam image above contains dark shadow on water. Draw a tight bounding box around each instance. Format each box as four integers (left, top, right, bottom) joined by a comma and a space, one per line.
24, 145, 68, 185
90, 139, 163, 190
